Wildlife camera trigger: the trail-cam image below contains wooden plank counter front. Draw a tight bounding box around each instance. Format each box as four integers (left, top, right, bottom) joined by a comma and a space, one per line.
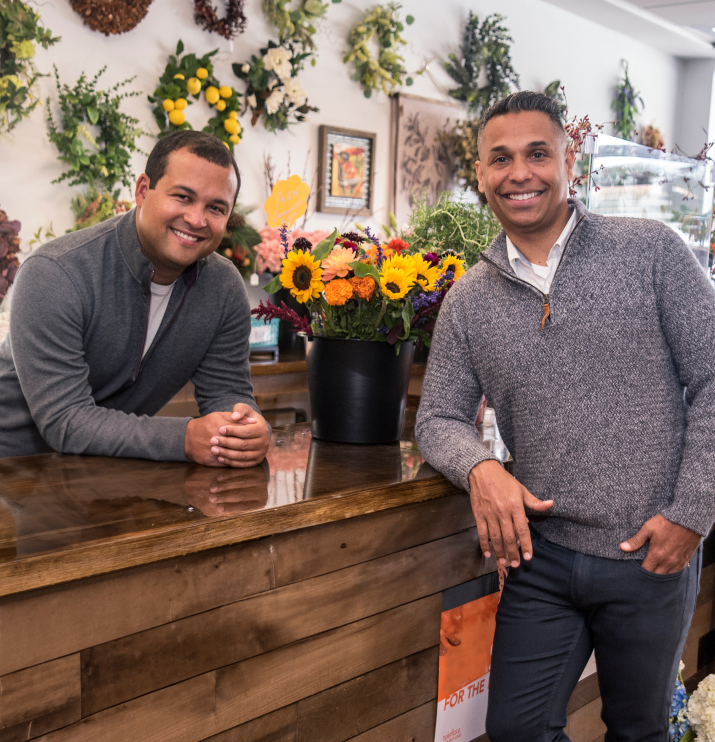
0, 413, 710, 742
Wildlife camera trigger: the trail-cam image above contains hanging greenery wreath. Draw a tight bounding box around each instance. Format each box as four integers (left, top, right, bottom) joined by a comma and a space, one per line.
262, 0, 337, 51
344, 3, 414, 99
47, 65, 144, 191
68, 0, 154, 36
0, 0, 59, 137
149, 40, 242, 151
194, 0, 247, 41
612, 60, 643, 142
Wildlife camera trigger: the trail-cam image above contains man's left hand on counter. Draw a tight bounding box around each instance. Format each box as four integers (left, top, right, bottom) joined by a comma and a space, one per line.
620, 514, 702, 574
209, 403, 271, 468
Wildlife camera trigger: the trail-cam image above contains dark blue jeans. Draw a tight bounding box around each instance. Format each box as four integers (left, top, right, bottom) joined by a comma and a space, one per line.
485, 526, 701, 742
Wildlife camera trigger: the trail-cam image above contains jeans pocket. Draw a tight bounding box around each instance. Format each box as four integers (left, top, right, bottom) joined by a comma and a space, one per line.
634, 560, 687, 581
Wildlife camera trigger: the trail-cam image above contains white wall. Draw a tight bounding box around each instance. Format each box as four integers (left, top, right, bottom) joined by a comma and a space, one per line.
0, 0, 683, 246
675, 59, 715, 157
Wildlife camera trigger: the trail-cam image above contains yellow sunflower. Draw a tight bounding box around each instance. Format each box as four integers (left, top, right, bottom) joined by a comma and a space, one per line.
411, 255, 441, 292
280, 250, 324, 303
440, 255, 466, 282
381, 253, 417, 280
380, 266, 413, 300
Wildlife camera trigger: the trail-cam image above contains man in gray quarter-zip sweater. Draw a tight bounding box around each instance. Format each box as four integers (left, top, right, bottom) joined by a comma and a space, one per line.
416, 92, 715, 740
0, 131, 270, 470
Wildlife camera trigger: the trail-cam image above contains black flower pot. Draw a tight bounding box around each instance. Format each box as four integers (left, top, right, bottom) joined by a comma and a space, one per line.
305, 336, 415, 444
271, 287, 309, 354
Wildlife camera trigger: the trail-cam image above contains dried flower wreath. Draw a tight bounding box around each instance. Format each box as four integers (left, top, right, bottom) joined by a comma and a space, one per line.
194, 0, 247, 41
68, 0, 153, 36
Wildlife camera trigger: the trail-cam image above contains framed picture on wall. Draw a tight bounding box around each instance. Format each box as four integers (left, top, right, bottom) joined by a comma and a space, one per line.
390, 93, 463, 227
317, 125, 376, 215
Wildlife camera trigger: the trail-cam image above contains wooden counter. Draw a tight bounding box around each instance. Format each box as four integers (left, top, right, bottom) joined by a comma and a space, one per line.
0, 415, 706, 742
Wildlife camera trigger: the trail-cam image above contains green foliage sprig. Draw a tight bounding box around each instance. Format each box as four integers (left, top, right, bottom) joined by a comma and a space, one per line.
612, 61, 643, 142
68, 184, 132, 232
444, 12, 519, 117
344, 3, 414, 99
403, 191, 501, 267
262, 0, 339, 51
0, 0, 59, 137
46, 66, 144, 191
438, 118, 482, 198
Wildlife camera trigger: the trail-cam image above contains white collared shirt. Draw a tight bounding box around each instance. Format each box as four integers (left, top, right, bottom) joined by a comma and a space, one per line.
505, 209, 577, 295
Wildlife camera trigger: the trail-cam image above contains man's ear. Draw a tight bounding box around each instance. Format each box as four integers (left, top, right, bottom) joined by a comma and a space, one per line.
135, 173, 150, 207
475, 161, 486, 194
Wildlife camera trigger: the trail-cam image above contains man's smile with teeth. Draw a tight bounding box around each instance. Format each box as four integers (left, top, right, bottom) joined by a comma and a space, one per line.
506, 191, 541, 201
171, 228, 202, 243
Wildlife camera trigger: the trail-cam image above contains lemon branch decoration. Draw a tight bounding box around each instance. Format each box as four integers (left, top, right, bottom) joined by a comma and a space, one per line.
344, 3, 414, 98
149, 40, 242, 150
0, 0, 59, 137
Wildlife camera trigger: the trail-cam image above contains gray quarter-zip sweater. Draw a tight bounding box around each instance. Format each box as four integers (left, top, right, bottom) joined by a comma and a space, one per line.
415, 198, 715, 559
0, 209, 260, 461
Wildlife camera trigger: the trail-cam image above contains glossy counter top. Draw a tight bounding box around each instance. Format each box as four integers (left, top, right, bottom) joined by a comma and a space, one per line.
0, 412, 467, 597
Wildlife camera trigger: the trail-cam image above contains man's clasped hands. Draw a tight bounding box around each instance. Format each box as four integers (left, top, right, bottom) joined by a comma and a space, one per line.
185, 403, 270, 468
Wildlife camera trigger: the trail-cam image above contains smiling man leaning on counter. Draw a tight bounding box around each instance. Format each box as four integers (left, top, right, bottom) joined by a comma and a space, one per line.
0, 130, 269, 467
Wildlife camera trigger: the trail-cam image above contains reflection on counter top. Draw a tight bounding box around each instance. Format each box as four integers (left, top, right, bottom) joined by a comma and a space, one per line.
0, 410, 455, 596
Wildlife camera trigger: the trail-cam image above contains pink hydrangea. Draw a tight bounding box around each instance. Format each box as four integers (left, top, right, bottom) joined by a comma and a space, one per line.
254, 227, 333, 274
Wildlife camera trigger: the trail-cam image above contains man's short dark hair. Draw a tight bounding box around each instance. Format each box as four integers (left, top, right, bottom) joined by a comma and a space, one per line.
478, 91, 566, 156
145, 130, 241, 206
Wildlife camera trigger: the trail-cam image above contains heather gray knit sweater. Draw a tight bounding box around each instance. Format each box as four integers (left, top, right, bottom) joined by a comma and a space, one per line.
415, 198, 715, 559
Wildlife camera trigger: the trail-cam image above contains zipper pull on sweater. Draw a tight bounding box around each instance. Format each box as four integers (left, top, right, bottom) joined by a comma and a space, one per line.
541, 298, 550, 329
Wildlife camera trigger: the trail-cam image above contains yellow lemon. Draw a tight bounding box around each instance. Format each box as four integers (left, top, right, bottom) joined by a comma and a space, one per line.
223, 141, 230, 149
196, 67, 208, 79
186, 77, 201, 95
224, 118, 240, 135
229, 134, 240, 144
168, 109, 185, 126
215, 99, 226, 112
219, 85, 233, 99
205, 86, 220, 105
224, 248, 233, 258
173, 73, 185, 80
162, 99, 175, 112
174, 98, 188, 110
228, 111, 238, 120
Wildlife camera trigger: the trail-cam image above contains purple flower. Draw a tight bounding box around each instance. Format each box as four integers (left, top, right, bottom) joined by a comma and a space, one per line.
279, 224, 290, 257
424, 252, 439, 267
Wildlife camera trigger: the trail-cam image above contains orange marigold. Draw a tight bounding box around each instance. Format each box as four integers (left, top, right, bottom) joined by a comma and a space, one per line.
364, 245, 396, 264
324, 278, 354, 306
349, 275, 376, 301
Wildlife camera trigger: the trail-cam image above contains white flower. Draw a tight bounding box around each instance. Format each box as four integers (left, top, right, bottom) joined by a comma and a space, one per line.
263, 46, 292, 81
688, 673, 715, 740
283, 78, 307, 107
264, 88, 285, 115
247, 94, 257, 109
241, 63, 250, 74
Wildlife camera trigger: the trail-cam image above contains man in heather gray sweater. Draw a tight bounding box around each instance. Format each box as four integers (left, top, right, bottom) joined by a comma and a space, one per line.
0, 131, 270, 469
416, 92, 715, 740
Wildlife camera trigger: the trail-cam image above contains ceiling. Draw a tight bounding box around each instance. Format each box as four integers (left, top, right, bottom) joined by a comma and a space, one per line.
629, 0, 715, 41
541, 0, 715, 58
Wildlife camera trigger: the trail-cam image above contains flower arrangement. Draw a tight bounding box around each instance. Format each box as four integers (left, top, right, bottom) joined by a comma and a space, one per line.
253, 225, 330, 274
67, 185, 132, 233
251, 226, 467, 349
47, 66, 144, 191
232, 41, 316, 132
194, 0, 247, 40
217, 206, 262, 278
0, 0, 59, 137
149, 41, 242, 150
344, 3, 414, 98
0, 207, 21, 303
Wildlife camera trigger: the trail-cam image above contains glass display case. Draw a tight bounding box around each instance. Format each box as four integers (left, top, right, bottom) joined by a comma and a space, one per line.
585, 134, 714, 277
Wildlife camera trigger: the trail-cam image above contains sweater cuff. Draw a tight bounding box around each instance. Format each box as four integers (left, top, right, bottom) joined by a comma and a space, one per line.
660, 503, 712, 539
450, 438, 499, 492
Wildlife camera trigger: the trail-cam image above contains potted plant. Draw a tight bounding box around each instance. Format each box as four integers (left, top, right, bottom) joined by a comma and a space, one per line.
252, 226, 466, 443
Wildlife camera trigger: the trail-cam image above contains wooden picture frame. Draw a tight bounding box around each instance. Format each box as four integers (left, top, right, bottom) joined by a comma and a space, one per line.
317, 125, 376, 216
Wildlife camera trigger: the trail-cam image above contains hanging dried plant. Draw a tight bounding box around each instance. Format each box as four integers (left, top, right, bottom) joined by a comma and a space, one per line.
68, 0, 153, 36
612, 60, 643, 142
193, 0, 247, 41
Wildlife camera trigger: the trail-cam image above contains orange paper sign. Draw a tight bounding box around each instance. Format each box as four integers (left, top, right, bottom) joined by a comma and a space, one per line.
264, 174, 310, 228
